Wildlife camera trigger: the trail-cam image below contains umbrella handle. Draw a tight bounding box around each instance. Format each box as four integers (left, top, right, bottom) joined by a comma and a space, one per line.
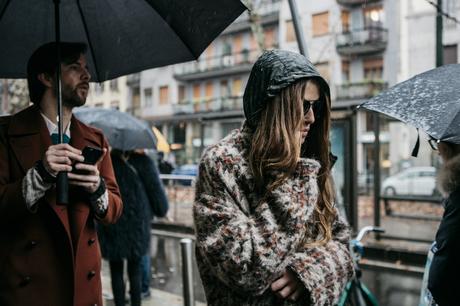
56, 172, 68, 205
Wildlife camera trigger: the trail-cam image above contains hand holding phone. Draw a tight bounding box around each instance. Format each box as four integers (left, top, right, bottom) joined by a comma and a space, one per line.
72, 146, 103, 174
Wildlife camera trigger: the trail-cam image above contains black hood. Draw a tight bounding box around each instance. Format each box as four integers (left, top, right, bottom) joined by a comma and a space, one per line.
243, 49, 330, 128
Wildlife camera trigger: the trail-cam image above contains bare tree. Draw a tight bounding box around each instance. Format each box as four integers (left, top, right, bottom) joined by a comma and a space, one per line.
242, 0, 266, 52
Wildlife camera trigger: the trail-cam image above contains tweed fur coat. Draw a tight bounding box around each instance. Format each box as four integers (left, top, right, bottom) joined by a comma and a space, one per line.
193, 125, 353, 306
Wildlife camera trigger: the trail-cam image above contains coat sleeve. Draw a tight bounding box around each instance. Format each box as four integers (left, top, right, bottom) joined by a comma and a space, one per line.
288, 212, 354, 306
193, 149, 320, 295
132, 155, 169, 218
97, 136, 123, 225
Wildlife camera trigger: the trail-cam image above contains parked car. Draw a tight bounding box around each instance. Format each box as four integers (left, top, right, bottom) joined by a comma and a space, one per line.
171, 164, 198, 186
381, 166, 438, 196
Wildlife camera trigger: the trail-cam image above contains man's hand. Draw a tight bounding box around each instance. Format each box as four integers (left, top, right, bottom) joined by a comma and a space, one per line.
68, 148, 107, 194
42, 144, 84, 176
271, 269, 305, 302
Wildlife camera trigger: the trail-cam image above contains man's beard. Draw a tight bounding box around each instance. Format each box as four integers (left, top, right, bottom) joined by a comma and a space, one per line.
61, 83, 86, 108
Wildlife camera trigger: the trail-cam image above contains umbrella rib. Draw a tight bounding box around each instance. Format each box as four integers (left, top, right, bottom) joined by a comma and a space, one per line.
76, 0, 101, 81
0, 0, 11, 21
141, 0, 198, 59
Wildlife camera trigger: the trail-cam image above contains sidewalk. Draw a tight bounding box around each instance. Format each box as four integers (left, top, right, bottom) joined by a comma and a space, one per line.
101, 260, 206, 306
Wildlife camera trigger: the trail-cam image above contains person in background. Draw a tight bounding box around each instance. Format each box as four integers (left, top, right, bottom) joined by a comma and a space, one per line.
129, 149, 169, 299
98, 149, 168, 305
0, 42, 123, 306
193, 50, 353, 306
428, 139, 460, 306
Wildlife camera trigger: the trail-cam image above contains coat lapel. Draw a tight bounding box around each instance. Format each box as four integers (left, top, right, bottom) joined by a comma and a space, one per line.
8, 106, 51, 174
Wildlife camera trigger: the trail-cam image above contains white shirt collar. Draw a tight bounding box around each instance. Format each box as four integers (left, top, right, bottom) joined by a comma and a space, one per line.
40, 112, 71, 138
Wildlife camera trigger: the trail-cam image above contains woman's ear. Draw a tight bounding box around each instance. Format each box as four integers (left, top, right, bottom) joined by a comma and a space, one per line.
37, 73, 53, 88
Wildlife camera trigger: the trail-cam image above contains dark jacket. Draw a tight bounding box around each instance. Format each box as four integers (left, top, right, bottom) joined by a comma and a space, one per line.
98, 152, 168, 260
428, 154, 460, 306
0, 106, 123, 306
129, 154, 169, 218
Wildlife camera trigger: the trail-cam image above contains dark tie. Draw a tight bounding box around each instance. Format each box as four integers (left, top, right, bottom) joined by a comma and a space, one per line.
51, 133, 70, 145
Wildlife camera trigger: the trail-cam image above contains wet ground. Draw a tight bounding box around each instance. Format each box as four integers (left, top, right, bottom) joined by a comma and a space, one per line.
100, 188, 436, 305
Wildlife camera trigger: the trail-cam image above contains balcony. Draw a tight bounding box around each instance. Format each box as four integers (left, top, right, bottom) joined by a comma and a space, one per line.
225, 0, 281, 33
334, 80, 388, 108
126, 73, 140, 87
174, 49, 261, 81
336, 27, 388, 56
337, 0, 382, 6
172, 96, 243, 115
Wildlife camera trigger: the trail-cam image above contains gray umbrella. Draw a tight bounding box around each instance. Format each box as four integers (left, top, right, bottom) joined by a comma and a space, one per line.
360, 64, 460, 144
74, 108, 157, 151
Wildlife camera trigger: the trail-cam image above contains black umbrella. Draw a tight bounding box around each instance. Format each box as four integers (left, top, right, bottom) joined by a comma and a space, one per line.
0, 0, 246, 204
74, 108, 157, 151
360, 64, 460, 144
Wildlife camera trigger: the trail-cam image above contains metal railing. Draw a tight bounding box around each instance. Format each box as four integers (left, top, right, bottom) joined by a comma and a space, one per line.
336, 27, 388, 51
336, 81, 388, 101
337, 0, 382, 6
174, 49, 260, 76
172, 96, 243, 114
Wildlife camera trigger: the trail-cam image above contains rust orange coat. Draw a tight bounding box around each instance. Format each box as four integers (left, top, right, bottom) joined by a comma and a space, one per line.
0, 106, 123, 306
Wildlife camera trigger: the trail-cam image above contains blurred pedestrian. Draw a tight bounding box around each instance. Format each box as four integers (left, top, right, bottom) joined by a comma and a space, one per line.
129, 150, 169, 299
98, 149, 167, 306
428, 139, 460, 306
0, 42, 122, 306
193, 50, 353, 306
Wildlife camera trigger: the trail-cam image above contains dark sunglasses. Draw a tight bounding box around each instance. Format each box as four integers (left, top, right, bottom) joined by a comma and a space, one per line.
428, 137, 439, 151
303, 99, 321, 115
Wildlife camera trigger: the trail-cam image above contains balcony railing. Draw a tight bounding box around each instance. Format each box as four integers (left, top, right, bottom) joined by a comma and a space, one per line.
172, 96, 243, 114
174, 49, 260, 77
336, 81, 388, 101
336, 27, 388, 55
337, 0, 382, 6
233, 0, 281, 24
126, 73, 140, 86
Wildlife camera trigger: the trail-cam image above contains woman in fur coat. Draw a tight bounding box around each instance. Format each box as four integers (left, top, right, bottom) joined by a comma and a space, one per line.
428, 141, 460, 306
193, 50, 354, 306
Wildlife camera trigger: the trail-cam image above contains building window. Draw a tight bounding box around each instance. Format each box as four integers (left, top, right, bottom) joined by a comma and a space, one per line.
341, 10, 350, 32
312, 11, 329, 37
94, 83, 104, 95
110, 100, 119, 110
94, 102, 104, 108
232, 78, 242, 97
159, 85, 169, 105
193, 84, 201, 102
315, 62, 330, 82
363, 6, 384, 28
342, 60, 350, 82
109, 79, 119, 92
178, 85, 186, 103
285, 20, 296, 42
363, 57, 383, 80
443, 44, 458, 64
144, 88, 152, 107
264, 27, 276, 49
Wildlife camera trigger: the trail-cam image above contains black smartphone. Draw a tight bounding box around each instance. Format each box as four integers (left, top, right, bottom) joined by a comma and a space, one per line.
72, 146, 103, 174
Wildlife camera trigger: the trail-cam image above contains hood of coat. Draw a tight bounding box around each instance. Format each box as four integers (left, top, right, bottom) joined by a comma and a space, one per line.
437, 154, 460, 196
243, 49, 330, 129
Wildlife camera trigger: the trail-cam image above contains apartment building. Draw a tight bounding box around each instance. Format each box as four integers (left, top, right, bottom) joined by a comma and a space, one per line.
136, 0, 281, 165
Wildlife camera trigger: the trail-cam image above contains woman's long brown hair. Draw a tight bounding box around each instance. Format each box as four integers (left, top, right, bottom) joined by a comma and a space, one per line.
248, 78, 336, 245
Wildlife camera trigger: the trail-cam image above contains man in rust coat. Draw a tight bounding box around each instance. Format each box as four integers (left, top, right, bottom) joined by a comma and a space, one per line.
0, 42, 123, 306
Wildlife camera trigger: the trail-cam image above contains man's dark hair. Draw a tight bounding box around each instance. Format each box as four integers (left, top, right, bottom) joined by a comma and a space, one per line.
27, 42, 88, 104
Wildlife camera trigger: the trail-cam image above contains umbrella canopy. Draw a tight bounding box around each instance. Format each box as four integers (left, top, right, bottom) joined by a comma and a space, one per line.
360, 64, 460, 144
0, 0, 247, 82
74, 107, 157, 151
152, 127, 170, 153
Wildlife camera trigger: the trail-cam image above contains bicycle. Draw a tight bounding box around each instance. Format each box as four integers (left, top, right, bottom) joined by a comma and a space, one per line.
338, 226, 385, 306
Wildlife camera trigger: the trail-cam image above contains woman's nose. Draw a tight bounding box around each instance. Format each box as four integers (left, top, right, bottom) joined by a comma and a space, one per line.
304, 107, 315, 125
